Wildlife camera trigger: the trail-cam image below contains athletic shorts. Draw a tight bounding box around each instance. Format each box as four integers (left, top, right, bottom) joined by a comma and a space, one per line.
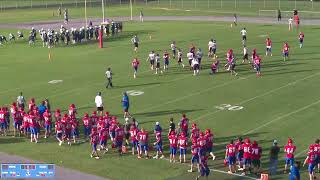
283, 52, 289, 57
116, 140, 122, 148
299, 39, 303, 43
131, 140, 138, 148
0, 122, 6, 129
156, 142, 163, 152
56, 132, 62, 139
191, 155, 199, 163
164, 59, 169, 66
255, 64, 261, 72
84, 126, 91, 136
150, 60, 154, 65
45, 124, 51, 131
308, 163, 315, 174
252, 159, 261, 167
200, 166, 210, 177
180, 148, 187, 155
170, 147, 177, 155
140, 143, 148, 151
243, 158, 252, 166
134, 42, 138, 48
266, 46, 272, 52
237, 152, 243, 161
156, 63, 160, 68
228, 156, 236, 165
92, 143, 97, 151
100, 140, 106, 146
207, 146, 213, 153
30, 127, 36, 135
193, 64, 199, 70
14, 121, 22, 129
285, 157, 294, 166
97, 107, 104, 111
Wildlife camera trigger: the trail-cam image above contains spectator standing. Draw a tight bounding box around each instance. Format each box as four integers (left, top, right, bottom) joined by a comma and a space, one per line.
269, 140, 280, 175
16, 92, 26, 109
95, 92, 104, 116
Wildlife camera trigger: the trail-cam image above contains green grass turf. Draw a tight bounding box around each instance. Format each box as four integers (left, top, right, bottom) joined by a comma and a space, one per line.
0, 0, 320, 24
0, 21, 320, 180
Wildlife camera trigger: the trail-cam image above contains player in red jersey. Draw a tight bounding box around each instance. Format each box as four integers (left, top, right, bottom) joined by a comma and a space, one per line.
43, 109, 52, 138
103, 112, 110, 128
282, 42, 290, 61
190, 123, 199, 142
254, 55, 262, 77
303, 146, 317, 180
197, 132, 207, 156
178, 132, 188, 163
129, 125, 139, 155
137, 128, 149, 159
55, 119, 63, 146
12, 106, 21, 137
188, 139, 200, 173
241, 138, 252, 175
153, 131, 164, 159
91, 111, 98, 129
99, 125, 109, 154
251, 141, 262, 176
284, 138, 296, 173
115, 124, 124, 155
299, 32, 304, 48
71, 117, 79, 143
265, 38, 272, 56
28, 111, 38, 143
22, 111, 29, 137
313, 139, 320, 173
90, 128, 100, 159
97, 116, 105, 132
0, 107, 7, 136
54, 109, 61, 122
225, 140, 237, 173
82, 113, 91, 140
251, 48, 257, 64
132, 58, 140, 79
168, 131, 178, 163
205, 129, 216, 160
65, 118, 72, 145
163, 50, 170, 72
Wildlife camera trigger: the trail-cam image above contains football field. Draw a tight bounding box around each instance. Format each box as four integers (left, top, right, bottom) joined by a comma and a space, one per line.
0, 7, 320, 180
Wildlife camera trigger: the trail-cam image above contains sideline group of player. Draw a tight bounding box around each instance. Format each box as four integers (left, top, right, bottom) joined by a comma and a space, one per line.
1, 96, 319, 179
129, 26, 305, 79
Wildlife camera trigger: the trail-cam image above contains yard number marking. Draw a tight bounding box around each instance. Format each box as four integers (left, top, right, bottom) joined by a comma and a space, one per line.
48, 80, 63, 84
215, 104, 244, 111
127, 90, 144, 96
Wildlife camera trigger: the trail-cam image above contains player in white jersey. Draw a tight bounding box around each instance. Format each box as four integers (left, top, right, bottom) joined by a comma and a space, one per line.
155, 54, 161, 74
147, 51, 156, 70
187, 51, 194, 69
177, 49, 185, 68
170, 41, 177, 59
191, 58, 200, 76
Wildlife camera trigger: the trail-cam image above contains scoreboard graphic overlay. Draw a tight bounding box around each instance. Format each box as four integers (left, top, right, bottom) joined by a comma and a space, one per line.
1, 164, 55, 178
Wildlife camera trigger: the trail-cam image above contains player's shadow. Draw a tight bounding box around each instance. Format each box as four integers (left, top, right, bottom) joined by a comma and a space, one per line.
0, 137, 24, 144
133, 108, 205, 118
116, 82, 161, 89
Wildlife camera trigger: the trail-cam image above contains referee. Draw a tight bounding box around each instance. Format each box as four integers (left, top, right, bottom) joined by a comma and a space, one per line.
105, 68, 113, 88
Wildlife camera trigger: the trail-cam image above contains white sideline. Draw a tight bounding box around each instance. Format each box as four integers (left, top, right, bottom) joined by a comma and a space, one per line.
162, 157, 258, 180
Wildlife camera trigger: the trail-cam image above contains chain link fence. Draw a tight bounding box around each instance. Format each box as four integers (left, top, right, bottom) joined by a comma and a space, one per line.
0, 0, 319, 18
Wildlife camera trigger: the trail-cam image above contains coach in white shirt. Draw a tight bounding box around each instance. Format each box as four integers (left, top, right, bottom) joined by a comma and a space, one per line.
95, 92, 104, 115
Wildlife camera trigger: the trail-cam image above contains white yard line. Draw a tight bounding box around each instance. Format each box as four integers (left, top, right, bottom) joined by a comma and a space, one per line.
243, 98, 320, 135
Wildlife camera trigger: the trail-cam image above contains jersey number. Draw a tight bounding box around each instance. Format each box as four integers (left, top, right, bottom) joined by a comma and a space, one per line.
127, 90, 144, 96
215, 104, 244, 111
